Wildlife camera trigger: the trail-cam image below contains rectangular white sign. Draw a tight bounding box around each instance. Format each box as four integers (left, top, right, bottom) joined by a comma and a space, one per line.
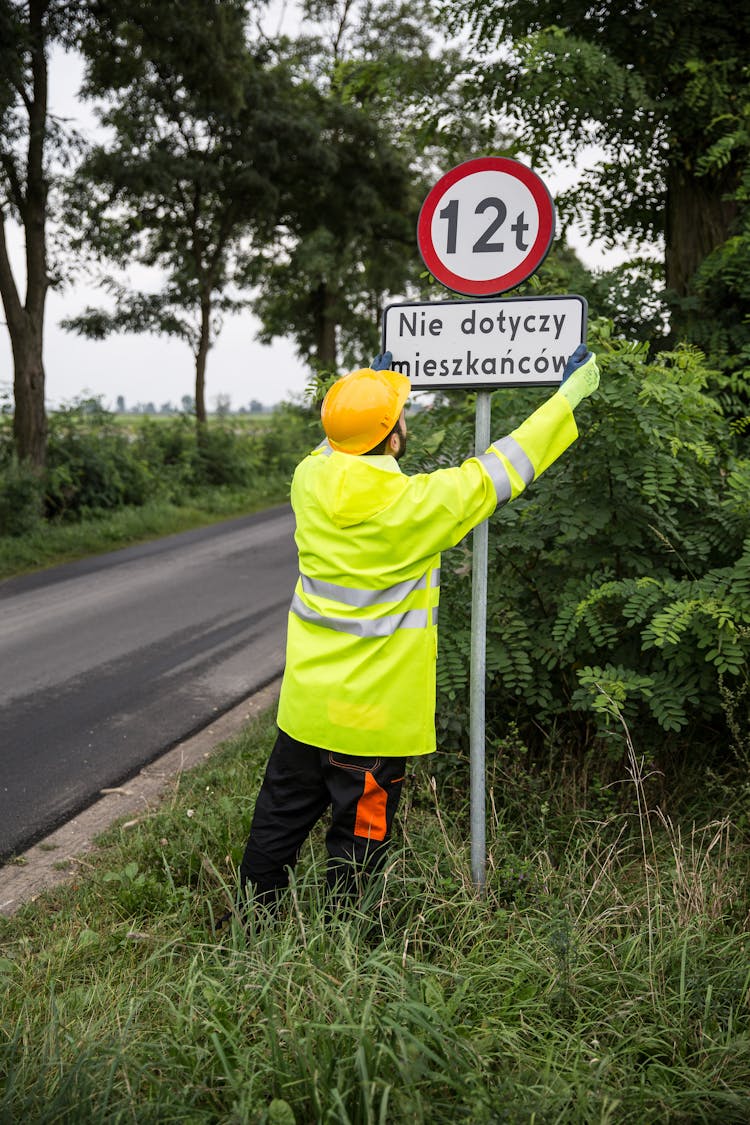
382, 294, 587, 389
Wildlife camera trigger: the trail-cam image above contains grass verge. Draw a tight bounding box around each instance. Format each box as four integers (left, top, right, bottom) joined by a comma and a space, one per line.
0, 486, 289, 582
1, 709, 749, 1123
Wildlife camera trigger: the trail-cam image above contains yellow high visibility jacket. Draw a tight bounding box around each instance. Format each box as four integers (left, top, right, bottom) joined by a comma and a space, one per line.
277, 391, 578, 758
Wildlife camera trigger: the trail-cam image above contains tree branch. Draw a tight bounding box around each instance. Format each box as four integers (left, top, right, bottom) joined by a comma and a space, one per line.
0, 212, 26, 336
10, 74, 33, 117
0, 150, 26, 216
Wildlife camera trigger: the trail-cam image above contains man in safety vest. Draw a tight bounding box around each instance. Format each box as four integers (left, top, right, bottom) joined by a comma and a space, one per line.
235, 344, 600, 913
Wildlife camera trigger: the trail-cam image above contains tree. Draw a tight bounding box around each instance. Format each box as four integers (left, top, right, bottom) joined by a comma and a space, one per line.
63, 1, 315, 423
251, 0, 480, 373
251, 98, 422, 372
0, 0, 81, 466
683, 81, 750, 413
214, 393, 231, 417
446, 0, 750, 351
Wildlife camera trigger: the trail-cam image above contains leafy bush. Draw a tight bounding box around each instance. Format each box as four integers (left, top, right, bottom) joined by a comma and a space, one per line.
45, 399, 153, 519
405, 324, 750, 769
130, 414, 198, 501
0, 457, 44, 537
132, 407, 315, 497
0, 398, 314, 530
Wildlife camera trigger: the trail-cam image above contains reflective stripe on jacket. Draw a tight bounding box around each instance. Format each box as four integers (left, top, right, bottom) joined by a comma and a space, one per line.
277, 392, 578, 757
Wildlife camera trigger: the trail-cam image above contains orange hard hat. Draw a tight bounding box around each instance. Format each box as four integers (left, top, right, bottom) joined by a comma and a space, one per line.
321, 367, 411, 455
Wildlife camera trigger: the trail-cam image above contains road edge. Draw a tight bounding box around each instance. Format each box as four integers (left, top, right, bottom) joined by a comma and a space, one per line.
0, 678, 282, 918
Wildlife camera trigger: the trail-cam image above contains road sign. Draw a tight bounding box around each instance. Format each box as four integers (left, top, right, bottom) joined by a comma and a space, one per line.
417, 157, 556, 296
412, 159, 566, 894
382, 295, 587, 389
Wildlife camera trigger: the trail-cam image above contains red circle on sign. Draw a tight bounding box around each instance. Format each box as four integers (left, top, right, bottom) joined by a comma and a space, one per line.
417, 157, 556, 296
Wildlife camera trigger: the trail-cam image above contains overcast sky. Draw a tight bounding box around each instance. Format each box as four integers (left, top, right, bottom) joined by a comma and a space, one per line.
1, 11, 640, 413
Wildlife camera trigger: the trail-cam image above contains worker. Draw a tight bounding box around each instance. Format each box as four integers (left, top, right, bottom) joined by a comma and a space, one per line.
227, 344, 599, 922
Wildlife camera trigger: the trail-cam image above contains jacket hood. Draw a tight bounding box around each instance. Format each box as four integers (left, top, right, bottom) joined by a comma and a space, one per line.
313, 451, 408, 528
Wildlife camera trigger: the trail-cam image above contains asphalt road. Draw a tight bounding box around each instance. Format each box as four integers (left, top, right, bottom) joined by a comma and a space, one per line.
0, 505, 297, 860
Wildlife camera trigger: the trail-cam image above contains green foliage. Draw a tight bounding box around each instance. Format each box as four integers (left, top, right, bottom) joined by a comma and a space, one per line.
457, 1, 746, 232
0, 399, 310, 531
686, 73, 750, 419
76, 0, 248, 108
0, 0, 89, 466
44, 400, 154, 519
583, 258, 670, 346
446, 0, 750, 356
65, 3, 317, 419
408, 326, 750, 765
251, 0, 469, 374
0, 456, 43, 536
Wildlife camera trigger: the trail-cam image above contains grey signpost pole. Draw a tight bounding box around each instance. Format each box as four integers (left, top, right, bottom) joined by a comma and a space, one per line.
470, 390, 492, 891
406, 155, 559, 898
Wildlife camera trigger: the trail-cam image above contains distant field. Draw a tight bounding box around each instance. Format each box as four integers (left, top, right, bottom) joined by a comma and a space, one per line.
107, 412, 277, 430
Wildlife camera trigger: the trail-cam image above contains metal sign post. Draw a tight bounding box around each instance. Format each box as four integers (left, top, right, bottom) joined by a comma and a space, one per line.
397, 156, 567, 893
470, 391, 492, 891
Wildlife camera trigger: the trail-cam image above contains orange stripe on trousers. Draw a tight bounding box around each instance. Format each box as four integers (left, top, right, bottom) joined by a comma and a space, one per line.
353, 771, 388, 841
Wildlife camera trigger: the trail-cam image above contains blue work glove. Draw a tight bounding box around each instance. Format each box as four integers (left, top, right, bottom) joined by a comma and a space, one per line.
557, 343, 600, 409
371, 351, 393, 371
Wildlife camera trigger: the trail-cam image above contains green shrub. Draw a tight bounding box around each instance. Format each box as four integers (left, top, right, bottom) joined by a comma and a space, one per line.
132, 408, 314, 497
405, 325, 750, 770
45, 399, 153, 519
193, 424, 257, 487
251, 402, 319, 474
0, 399, 314, 532
0, 457, 44, 536
131, 415, 197, 501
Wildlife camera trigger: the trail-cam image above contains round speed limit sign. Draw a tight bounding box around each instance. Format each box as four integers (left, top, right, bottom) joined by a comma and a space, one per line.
417, 157, 556, 296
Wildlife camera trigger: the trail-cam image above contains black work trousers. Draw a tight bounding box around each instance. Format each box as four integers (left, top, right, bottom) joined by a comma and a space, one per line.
240, 729, 407, 906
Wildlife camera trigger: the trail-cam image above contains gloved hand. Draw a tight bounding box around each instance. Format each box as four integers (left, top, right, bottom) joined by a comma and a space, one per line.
557, 344, 600, 409
371, 351, 393, 371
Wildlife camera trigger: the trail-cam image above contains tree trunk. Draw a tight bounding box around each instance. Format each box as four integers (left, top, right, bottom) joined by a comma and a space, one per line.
11, 320, 48, 466
314, 283, 338, 371
664, 162, 738, 341
0, 219, 49, 469
0, 0, 50, 467
194, 293, 211, 425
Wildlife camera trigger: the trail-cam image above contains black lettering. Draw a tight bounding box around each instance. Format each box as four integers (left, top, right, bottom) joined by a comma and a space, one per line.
398, 313, 417, 337
511, 211, 529, 251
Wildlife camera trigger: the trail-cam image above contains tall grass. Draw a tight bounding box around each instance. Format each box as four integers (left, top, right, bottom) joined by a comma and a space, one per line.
0, 489, 288, 581
1, 708, 748, 1123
